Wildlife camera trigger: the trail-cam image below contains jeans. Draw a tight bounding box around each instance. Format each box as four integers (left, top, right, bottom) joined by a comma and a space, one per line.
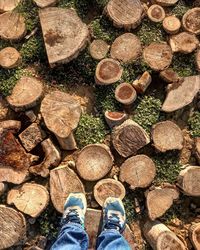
51, 222, 131, 250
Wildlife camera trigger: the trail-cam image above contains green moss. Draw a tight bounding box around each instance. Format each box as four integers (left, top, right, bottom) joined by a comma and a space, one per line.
123, 191, 136, 223
170, 0, 191, 18
188, 111, 200, 137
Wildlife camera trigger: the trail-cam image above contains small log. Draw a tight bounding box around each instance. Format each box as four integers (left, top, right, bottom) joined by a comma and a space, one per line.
94, 178, 126, 206
132, 71, 152, 93
7, 183, 49, 217
0, 182, 7, 196
95, 58, 123, 85
0, 119, 21, 132
0, 47, 21, 69
50, 164, 85, 213
7, 76, 44, 112
0, 0, 21, 13
182, 8, 200, 35
104, 111, 128, 129
56, 132, 77, 150
76, 144, 114, 181
177, 166, 200, 196
151, 120, 184, 152
89, 40, 110, 60
147, 4, 165, 23
153, 0, 179, 6
159, 68, 180, 83
115, 82, 137, 105
146, 186, 179, 220
112, 119, 150, 158
25, 110, 37, 123
189, 223, 200, 250
110, 33, 142, 63
119, 154, 156, 189
195, 137, 200, 164
33, 0, 58, 8
162, 16, 181, 34
143, 42, 173, 71
169, 32, 199, 54
196, 50, 200, 71
105, 0, 143, 30
0, 12, 26, 41
0, 205, 26, 249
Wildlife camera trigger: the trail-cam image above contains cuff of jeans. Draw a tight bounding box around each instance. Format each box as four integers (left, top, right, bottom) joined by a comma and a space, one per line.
101, 229, 121, 235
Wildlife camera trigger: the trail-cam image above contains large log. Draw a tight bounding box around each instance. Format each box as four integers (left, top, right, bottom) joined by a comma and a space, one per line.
115, 82, 137, 105
182, 8, 200, 35
162, 16, 181, 34
189, 223, 200, 250
89, 40, 110, 60
33, 0, 58, 8
0, 47, 21, 69
153, 0, 179, 6
196, 50, 200, 71
195, 137, 200, 164
0, 0, 20, 12
104, 111, 128, 129
147, 4, 165, 23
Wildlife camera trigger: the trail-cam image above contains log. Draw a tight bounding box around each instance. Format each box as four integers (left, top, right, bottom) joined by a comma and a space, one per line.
146, 186, 179, 220
119, 154, 156, 189
95, 58, 123, 85
132, 71, 152, 93
159, 68, 180, 83
93, 178, 126, 206
33, 0, 58, 8
0, 47, 21, 69
104, 111, 128, 129
25, 110, 37, 123
0, 12, 26, 41
7, 76, 44, 112
112, 119, 150, 158
0, 119, 21, 132
189, 223, 200, 250
196, 50, 200, 71
110, 33, 142, 63
195, 137, 200, 164
76, 144, 114, 181
39, 7, 89, 67
182, 8, 200, 35
177, 166, 200, 196
143, 42, 173, 71
0, 0, 20, 13
169, 32, 199, 54
151, 120, 184, 152
162, 16, 181, 34
105, 0, 143, 30
0, 205, 26, 249
147, 4, 165, 23
56, 132, 77, 150
50, 164, 85, 213
162, 75, 200, 112
153, 0, 179, 6
0, 182, 7, 196
115, 82, 137, 105
89, 40, 110, 60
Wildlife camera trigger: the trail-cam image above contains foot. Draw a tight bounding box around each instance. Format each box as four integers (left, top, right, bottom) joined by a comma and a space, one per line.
102, 197, 126, 233
62, 193, 87, 228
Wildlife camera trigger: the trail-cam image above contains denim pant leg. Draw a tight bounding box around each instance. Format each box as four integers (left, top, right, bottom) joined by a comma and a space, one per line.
51, 223, 89, 250
96, 229, 131, 250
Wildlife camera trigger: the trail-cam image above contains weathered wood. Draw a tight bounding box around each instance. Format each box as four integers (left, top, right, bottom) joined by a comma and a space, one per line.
89, 40, 110, 60
56, 132, 77, 150
162, 16, 181, 34
153, 0, 179, 6
0, 47, 21, 69
195, 137, 200, 164
0, 182, 7, 196
0, 0, 20, 12
39, 7, 89, 67
112, 119, 150, 158
104, 111, 128, 129
0, 119, 21, 132
115, 82, 137, 105
182, 8, 200, 35
147, 4, 165, 23
76, 144, 114, 181
159, 68, 180, 83
132, 71, 152, 93
196, 50, 200, 71
119, 154, 156, 189
33, 0, 58, 8
189, 223, 200, 250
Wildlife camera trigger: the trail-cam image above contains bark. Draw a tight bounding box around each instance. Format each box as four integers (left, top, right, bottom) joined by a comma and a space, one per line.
33, 0, 58, 8
196, 50, 200, 71
189, 223, 200, 250
89, 39, 110, 60
132, 71, 152, 93
115, 82, 137, 105
0, 47, 21, 69
153, 0, 179, 6
0, 0, 20, 12
159, 68, 180, 83
195, 137, 200, 164
182, 8, 200, 35
104, 111, 128, 129
147, 4, 165, 23
162, 16, 181, 34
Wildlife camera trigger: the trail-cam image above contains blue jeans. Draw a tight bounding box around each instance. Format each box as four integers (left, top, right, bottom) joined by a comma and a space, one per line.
51, 222, 131, 250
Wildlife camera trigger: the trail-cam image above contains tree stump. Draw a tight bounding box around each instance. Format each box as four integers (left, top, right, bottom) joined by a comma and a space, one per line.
50, 164, 85, 213
147, 4, 165, 23
195, 137, 200, 164
159, 68, 180, 83
189, 223, 200, 250
146, 186, 179, 220
7, 76, 44, 112
153, 0, 179, 6
95, 58, 123, 85
169, 32, 199, 53
143, 43, 173, 71
33, 0, 58, 8
162, 75, 200, 112
110, 33, 142, 63
0, 12, 26, 41
39, 7, 89, 67
76, 144, 114, 181
0, 47, 21, 69
89, 40, 110, 60
163, 16, 181, 34
119, 154, 156, 189
177, 166, 200, 196
196, 50, 200, 71
104, 111, 128, 129
7, 183, 49, 217
182, 8, 200, 35
132, 71, 152, 93
105, 0, 143, 30
0, 0, 21, 13
112, 119, 150, 158
115, 83, 137, 105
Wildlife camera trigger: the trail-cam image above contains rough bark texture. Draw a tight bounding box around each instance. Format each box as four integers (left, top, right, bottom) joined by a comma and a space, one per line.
196, 49, 200, 71
182, 8, 200, 35
163, 16, 181, 34
89, 40, 110, 60
0, 47, 21, 69
195, 137, 200, 164
104, 111, 128, 128
115, 82, 137, 105
153, 0, 179, 6
159, 68, 180, 83
132, 71, 152, 93
0, 0, 21, 12
33, 0, 58, 8
147, 4, 165, 23
189, 223, 200, 250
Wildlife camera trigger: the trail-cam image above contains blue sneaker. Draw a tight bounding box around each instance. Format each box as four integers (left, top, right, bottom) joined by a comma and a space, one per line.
62, 193, 87, 228
102, 197, 126, 233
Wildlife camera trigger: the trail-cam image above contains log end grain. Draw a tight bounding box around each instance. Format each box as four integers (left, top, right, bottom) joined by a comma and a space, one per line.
0, 47, 21, 69
115, 83, 137, 105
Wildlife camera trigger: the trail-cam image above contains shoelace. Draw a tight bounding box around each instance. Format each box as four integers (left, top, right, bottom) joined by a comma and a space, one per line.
62, 209, 81, 225
104, 213, 121, 231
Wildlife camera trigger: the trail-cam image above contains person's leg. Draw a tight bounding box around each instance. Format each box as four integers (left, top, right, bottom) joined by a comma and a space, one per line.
96, 197, 131, 250
51, 193, 89, 250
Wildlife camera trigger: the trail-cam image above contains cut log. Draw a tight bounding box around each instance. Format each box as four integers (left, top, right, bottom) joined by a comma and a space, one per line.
0, 205, 26, 250
146, 186, 179, 220
95, 58, 123, 85
182, 8, 200, 35
0, 182, 7, 196
7, 76, 44, 112
25, 110, 37, 123
110, 33, 142, 63
189, 223, 200, 250
105, 0, 143, 30
159, 68, 180, 83
162, 16, 181, 34
50, 164, 85, 213
119, 154, 156, 189
33, 0, 58, 8
0, 119, 21, 132
162, 75, 200, 112
143, 220, 186, 250
169, 32, 199, 54
132, 71, 152, 93
104, 111, 128, 129
76, 144, 114, 181
112, 119, 150, 158
195, 137, 200, 164
143, 42, 173, 71
196, 50, 200, 71
89, 40, 110, 60
151, 120, 184, 152
39, 7, 89, 67
56, 132, 77, 151
115, 83, 137, 105
0, 0, 20, 13
94, 178, 126, 206
0, 47, 21, 69
29, 138, 61, 177
153, 0, 179, 6
147, 4, 165, 23
0, 12, 26, 41
177, 166, 200, 196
